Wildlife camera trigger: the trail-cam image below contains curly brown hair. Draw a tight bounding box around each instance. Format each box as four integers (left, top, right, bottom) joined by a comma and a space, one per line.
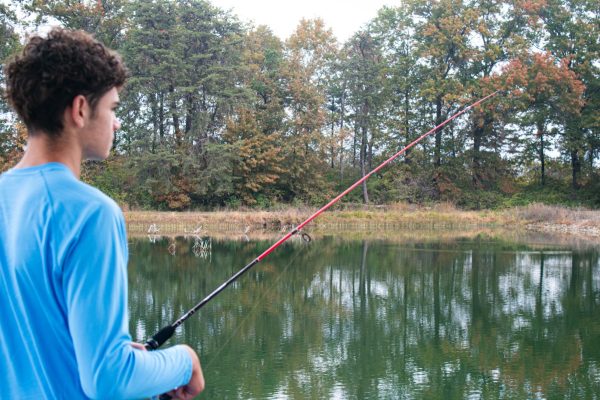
4, 28, 128, 137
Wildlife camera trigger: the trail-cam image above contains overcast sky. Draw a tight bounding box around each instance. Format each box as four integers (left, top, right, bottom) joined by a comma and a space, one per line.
212, 0, 399, 42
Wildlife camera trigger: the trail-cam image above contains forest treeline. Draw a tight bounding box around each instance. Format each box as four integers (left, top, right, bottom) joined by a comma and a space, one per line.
0, 0, 598, 210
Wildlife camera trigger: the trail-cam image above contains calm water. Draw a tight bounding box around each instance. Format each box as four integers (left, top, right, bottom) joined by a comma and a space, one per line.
128, 234, 600, 399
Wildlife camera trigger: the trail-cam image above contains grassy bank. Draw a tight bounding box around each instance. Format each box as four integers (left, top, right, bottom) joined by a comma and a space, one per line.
125, 203, 503, 234
124, 203, 600, 241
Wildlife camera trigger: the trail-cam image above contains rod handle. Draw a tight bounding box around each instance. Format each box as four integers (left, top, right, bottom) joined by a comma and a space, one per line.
144, 324, 176, 350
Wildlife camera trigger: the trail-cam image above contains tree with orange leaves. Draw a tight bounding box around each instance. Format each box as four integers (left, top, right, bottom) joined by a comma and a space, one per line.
464, 0, 538, 188
279, 18, 338, 203
223, 109, 284, 205
502, 52, 584, 186
539, 0, 599, 189
411, 0, 477, 168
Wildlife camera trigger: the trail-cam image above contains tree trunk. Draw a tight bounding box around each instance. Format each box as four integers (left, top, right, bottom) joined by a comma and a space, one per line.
434, 95, 443, 167
150, 93, 158, 153
567, 120, 583, 190
185, 93, 195, 134
472, 111, 494, 186
169, 84, 181, 146
159, 93, 165, 142
361, 99, 370, 204
361, 123, 369, 204
404, 89, 411, 164
449, 125, 456, 158
339, 85, 346, 181
353, 121, 358, 168
330, 97, 335, 169
340, 82, 346, 181
536, 120, 545, 186
571, 149, 581, 190
472, 113, 483, 186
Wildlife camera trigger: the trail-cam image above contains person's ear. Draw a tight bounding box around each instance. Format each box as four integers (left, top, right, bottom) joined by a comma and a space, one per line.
68, 95, 89, 129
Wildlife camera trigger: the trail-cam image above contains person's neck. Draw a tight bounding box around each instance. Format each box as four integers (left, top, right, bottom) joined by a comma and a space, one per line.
15, 132, 82, 178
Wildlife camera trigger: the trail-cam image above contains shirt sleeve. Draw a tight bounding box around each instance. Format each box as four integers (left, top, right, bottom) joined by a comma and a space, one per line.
62, 203, 192, 399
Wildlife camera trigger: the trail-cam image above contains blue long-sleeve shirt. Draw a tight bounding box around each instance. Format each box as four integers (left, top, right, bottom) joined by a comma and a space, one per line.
0, 162, 192, 399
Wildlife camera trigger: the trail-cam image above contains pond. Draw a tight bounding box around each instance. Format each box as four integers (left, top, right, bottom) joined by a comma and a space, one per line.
128, 234, 600, 399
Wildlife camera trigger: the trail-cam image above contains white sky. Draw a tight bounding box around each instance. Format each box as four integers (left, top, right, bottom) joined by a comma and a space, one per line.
212, 0, 400, 42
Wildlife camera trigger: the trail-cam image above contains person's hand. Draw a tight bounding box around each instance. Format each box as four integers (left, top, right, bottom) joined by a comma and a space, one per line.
167, 345, 205, 400
130, 342, 146, 351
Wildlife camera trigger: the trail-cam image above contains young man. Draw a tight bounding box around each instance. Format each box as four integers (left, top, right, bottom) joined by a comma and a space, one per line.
0, 28, 204, 399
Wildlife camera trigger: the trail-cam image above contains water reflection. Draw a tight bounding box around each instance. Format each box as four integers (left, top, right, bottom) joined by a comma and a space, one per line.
128, 236, 600, 399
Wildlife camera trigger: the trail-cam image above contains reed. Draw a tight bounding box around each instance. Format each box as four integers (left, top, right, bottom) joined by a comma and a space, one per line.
124, 203, 600, 240
511, 202, 600, 225
125, 204, 499, 235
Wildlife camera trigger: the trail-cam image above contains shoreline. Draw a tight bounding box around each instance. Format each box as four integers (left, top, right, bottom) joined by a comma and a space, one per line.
123, 204, 600, 244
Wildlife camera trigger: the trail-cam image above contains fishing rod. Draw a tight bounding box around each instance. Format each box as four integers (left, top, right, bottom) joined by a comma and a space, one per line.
144, 90, 500, 352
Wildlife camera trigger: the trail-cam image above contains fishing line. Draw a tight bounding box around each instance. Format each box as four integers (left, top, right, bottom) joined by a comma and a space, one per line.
144, 90, 502, 352
153, 238, 308, 400
203, 238, 306, 370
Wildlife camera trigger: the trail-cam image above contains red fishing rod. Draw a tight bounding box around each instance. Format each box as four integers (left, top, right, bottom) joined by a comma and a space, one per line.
144, 90, 500, 351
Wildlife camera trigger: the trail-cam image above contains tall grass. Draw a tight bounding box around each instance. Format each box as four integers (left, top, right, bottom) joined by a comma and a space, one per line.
512, 203, 600, 225
124, 203, 502, 235
124, 202, 600, 240
125, 203, 600, 241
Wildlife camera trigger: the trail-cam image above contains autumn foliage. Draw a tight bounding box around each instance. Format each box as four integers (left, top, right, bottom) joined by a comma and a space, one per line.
0, 0, 598, 209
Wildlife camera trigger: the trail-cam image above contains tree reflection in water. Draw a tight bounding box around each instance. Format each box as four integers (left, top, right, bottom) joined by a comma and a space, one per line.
128, 236, 600, 399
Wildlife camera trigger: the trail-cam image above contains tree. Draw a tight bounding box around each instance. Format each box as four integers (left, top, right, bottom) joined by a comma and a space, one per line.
120, 0, 184, 153
221, 26, 288, 205
4, 0, 597, 208
465, 0, 531, 188
411, 0, 476, 169
369, 5, 420, 158
279, 18, 338, 203
116, 0, 245, 208
343, 30, 386, 204
23, 0, 128, 47
0, 4, 23, 172
503, 53, 584, 186
223, 109, 284, 205
241, 26, 286, 136
121, 0, 244, 153
540, 0, 599, 189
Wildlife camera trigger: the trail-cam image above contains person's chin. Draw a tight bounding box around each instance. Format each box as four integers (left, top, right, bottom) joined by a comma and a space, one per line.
85, 151, 109, 161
